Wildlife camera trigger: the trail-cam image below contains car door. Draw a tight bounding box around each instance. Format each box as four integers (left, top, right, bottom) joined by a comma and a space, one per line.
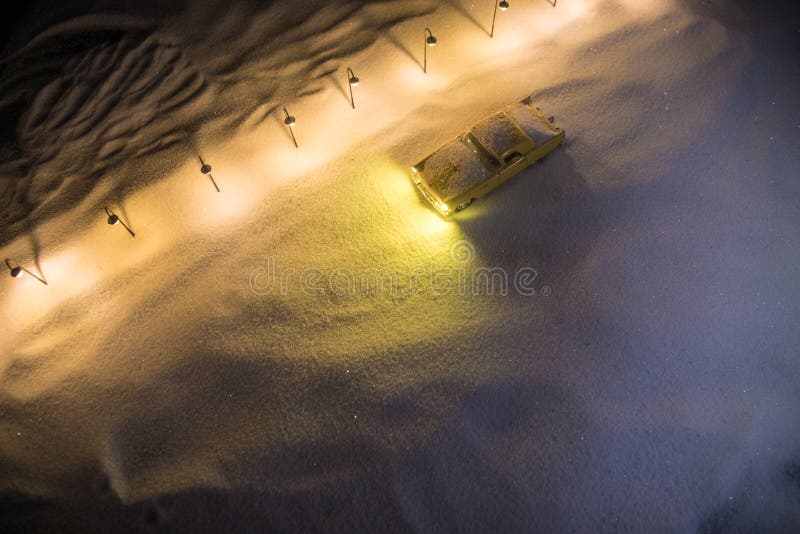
497, 154, 528, 186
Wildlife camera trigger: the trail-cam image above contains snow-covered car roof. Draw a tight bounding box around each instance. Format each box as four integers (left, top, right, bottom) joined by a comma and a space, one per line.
469, 111, 531, 162
421, 138, 493, 201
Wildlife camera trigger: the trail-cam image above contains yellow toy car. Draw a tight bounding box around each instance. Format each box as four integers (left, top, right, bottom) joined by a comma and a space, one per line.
412, 97, 564, 216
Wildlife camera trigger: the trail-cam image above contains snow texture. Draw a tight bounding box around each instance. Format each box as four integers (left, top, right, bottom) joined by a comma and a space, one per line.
470, 112, 530, 161
1, 0, 800, 532
507, 103, 557, 146
422, 138, 491, 201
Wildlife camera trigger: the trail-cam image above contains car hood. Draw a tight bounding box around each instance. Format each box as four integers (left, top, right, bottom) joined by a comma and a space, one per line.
418, 138, 493, 202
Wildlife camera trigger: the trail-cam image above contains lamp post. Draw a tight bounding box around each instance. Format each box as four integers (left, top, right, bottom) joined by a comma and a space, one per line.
424, 27, 437, 74
490, 1, 510, 38
283, 108, 298, 148
346, 67, 360, 109
5, 259, 47, 285
105, 207, 135, 237
199, 157, 220, 192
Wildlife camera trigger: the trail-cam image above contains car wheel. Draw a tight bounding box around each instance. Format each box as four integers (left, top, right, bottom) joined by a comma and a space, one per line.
455, 199, 473, 212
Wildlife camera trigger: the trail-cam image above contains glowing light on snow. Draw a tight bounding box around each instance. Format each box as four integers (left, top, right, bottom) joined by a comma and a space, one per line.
0, 187, 175, 326
0, 248, 84, 325
374, 160, 457, 240
174, 156, 263, 227
0, 0, 631, 323
545, 0, 594, 28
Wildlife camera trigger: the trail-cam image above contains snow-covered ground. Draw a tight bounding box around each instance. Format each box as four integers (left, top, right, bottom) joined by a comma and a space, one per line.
1, 0, 799, 531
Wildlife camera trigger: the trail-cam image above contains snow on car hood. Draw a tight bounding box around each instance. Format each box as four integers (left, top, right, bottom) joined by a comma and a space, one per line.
421, 138, 492, 202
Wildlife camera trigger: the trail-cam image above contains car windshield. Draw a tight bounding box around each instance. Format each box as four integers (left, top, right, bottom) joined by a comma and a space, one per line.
470, 112, 529, 162
422, 139, 492, 201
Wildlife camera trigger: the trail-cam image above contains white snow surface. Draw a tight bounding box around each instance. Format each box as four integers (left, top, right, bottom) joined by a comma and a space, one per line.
1, 0, 799, 531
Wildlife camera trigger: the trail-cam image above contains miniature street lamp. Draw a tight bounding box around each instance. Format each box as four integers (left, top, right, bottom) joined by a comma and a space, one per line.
424, 27, 437, 74
105, 207, 136, 237
5, 258, 47, 285
490, 1, 510, 38
283, 107, 298, 148
199, 157, 220, 192
346, 67, 360, 110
